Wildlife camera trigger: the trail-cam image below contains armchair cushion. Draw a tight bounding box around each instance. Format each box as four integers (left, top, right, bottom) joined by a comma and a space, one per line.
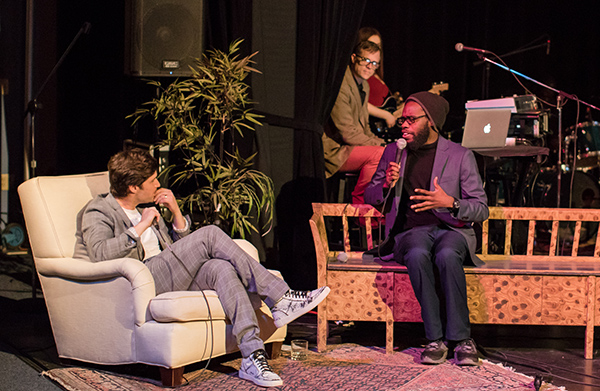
149, 291, 227, 322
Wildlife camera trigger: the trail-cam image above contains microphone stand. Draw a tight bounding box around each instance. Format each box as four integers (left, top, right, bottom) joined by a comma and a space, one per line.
478, 55, 600, 208
23, 22, 90, 179
474, 41, 548, 100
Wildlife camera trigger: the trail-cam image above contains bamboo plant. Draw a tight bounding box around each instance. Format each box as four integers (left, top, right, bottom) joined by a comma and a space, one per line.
128, 39, 273, 238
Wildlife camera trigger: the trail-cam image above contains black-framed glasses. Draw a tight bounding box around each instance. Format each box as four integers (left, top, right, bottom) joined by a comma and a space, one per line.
397, 115, 427, 126
355, 55, 380, 69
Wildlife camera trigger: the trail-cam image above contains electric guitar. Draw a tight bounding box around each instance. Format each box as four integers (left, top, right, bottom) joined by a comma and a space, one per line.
369, 82, 449, 142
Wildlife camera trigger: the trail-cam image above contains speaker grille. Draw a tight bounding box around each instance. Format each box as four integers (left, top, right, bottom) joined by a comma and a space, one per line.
127, 0, 204, 77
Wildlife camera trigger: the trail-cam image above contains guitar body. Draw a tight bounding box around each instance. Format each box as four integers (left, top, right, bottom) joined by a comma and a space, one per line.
369, 82, 449, 142
369, 95, 400, 140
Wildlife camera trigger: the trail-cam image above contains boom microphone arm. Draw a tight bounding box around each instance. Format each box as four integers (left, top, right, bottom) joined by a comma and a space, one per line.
23, 22, 91, 179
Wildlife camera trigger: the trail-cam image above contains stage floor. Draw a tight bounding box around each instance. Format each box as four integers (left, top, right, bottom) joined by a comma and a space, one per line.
1, 250, 600, 390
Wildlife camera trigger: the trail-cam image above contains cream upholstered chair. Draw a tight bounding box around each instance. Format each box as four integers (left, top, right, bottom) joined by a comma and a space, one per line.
17, 171, 286, 386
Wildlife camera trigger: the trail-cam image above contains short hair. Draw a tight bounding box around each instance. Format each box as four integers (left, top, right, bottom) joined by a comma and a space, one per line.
107, 148, 158, 198
357, 27, 384, 78
353, 40, 381, 57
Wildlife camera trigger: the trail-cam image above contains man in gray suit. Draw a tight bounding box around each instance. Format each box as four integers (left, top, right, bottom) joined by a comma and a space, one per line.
76, 148, 330, 387
365, 92, 489, 366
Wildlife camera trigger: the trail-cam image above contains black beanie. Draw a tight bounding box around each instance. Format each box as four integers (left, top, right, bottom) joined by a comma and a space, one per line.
405, 91, 449, 132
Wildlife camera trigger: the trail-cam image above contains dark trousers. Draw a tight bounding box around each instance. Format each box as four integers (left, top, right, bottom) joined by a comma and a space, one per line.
393, 224, 470, 342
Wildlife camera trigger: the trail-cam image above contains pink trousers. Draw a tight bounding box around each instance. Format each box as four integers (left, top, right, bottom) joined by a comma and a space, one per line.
338, 145, 384, 204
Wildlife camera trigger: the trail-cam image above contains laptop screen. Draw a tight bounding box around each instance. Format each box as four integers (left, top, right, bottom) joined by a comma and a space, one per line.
461, 109, 512, 150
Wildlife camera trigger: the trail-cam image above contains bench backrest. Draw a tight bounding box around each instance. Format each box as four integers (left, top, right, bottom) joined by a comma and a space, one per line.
310, 203, 600, 265
481, 206, 600, 263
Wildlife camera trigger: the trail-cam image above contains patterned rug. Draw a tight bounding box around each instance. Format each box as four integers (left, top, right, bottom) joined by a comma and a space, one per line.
42, 344, 566, 390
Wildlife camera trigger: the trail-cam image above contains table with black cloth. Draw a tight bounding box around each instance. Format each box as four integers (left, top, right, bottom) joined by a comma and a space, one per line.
471, 145, 550, 206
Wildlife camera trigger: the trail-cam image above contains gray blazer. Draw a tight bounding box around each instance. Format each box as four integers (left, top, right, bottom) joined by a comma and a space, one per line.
74, 193, 190, 262
365, 136, 489, 266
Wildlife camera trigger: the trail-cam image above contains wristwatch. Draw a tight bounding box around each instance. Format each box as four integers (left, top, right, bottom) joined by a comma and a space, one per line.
450, 197, 460, 215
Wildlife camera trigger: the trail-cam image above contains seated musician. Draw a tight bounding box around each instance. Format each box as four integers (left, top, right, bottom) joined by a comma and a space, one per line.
322, 40, 386, 205
358, 27, 403, 130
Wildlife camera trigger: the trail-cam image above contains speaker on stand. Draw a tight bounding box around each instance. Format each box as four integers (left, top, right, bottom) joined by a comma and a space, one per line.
125, 0, 205, 77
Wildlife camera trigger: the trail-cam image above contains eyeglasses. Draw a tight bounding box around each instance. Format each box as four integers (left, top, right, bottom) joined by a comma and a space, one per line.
397, 115, 427, 126
355, 55, 380, 69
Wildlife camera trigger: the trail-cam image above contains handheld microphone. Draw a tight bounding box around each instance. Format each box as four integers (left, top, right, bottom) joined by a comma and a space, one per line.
82, 22, 92, 34
455, 43, 489, 54
395, 138, 407, 163
337, 252, 349, 263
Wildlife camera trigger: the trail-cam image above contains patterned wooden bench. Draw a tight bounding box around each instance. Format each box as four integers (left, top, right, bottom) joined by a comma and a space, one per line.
310, 203, 600, 359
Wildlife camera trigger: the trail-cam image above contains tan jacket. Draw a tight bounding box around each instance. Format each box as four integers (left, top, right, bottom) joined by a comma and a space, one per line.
322, 66, 384, 177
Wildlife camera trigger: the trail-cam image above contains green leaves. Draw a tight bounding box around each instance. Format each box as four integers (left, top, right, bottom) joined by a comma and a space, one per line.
128, 39, 274, 238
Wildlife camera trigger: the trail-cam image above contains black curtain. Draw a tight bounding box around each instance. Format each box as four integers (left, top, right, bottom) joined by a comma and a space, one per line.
205, 0, 255, 159
205, 0, 253, 54
276, 0, 366, 290
293, 0, 367, 179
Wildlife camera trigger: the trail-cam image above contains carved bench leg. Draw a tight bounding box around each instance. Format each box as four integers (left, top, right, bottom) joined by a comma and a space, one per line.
386, 318, 394, 354
160, 366, 185, 387
585, 276, 596, 359
317, 302, 328, 352
265, 341, 283, 359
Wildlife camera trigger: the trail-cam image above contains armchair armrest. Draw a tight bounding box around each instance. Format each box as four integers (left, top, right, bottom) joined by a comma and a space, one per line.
35, 257, 156, 326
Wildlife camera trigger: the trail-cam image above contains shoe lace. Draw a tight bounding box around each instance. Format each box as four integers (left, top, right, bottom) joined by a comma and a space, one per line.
424, 340, 443, 351
251, 350, 273, 373
456, 339, 475, 352
285, 290, 309, 300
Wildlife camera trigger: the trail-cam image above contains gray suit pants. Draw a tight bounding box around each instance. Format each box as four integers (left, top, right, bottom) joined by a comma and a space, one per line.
145, 225, 290, 357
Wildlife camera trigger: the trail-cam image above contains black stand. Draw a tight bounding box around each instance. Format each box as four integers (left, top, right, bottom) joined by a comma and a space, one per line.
473, 38, 549, 99
23, 22, 90, 179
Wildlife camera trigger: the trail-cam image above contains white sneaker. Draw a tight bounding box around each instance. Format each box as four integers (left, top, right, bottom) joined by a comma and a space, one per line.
271, 286, 331, 328
239, 349, 283, 387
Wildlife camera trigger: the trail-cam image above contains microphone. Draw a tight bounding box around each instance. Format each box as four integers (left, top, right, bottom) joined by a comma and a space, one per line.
337, 252, 349, 263
455, 43, 489, 54
152, 216, 160, 230
82, 22, 92, 34
395, 138, 407, 163
546, 39, 551, 55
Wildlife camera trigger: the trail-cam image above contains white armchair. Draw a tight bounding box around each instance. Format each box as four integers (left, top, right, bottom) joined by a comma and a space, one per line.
17, 171, 286, 386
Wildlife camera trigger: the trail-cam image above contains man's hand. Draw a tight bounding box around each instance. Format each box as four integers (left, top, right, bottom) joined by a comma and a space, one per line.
154, 188, 187, 231
384, 111, 400, 128
136, 207, 161, 236
410, 177, 454, 212
385, 162, 400, 188
154, 188, 178, 212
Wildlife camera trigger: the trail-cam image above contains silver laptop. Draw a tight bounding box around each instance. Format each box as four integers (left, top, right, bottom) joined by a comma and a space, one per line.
461, 108, 512, 150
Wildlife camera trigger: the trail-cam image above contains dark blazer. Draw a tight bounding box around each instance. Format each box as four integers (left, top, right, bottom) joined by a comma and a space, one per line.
74, 193, 190, 262
364, 136, 489, 266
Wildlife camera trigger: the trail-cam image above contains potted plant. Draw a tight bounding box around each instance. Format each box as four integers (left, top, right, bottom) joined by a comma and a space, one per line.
128, 39, 274, 238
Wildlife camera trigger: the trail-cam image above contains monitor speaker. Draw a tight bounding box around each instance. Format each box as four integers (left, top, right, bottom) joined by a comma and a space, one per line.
125, 0, 204, 77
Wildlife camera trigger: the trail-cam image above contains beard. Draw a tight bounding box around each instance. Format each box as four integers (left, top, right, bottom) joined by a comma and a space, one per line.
408, 124, 431, 150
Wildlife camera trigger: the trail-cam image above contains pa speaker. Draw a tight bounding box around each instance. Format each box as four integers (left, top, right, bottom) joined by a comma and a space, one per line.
125, 0, 204, 77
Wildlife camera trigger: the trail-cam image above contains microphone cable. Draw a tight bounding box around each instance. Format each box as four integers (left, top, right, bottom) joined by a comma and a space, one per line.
375, 139, 407, 260
152, 220, 215, 373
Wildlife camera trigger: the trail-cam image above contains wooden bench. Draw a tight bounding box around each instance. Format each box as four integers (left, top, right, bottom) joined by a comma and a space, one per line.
310, 203, 600, 359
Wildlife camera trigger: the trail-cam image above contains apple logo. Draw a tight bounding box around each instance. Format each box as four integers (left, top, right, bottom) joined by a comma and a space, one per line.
483, 123, 491, 134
